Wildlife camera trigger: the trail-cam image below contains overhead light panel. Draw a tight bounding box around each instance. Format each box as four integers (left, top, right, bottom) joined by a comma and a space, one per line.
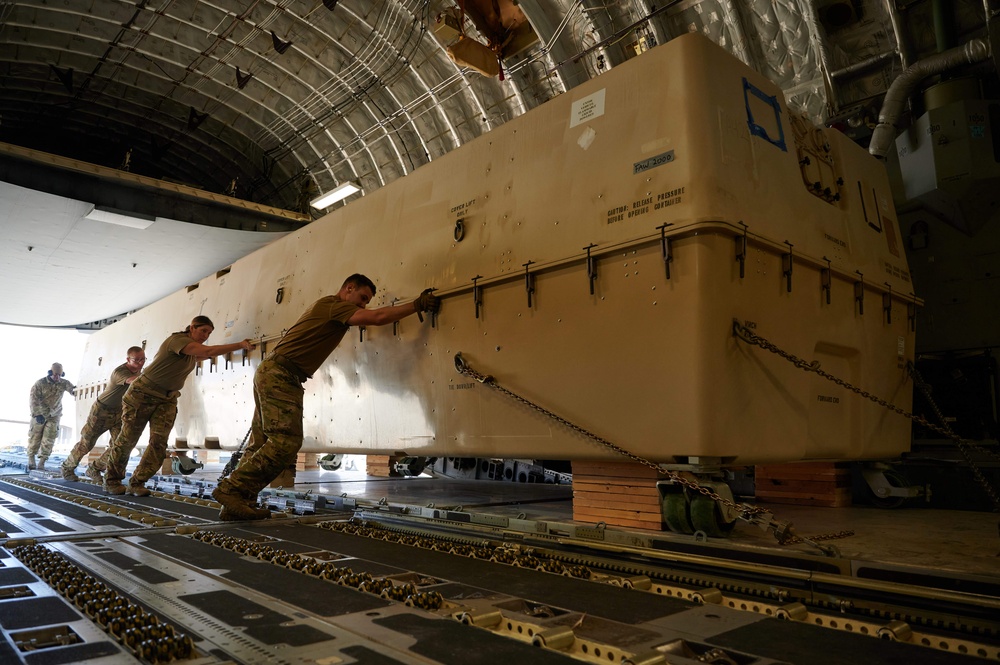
84, 205, 156, 230
310, 181, 361, 209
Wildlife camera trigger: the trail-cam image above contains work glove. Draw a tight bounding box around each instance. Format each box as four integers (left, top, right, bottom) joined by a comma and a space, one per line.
414, 288, 441, 314
34, 415, 45, 424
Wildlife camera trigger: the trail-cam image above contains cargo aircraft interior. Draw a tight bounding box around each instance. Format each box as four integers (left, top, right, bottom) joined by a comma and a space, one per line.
1, 1, 999, 664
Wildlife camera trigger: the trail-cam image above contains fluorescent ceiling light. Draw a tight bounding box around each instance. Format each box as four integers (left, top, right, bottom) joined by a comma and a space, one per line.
84, 205, 155, 230
310, 181, 361, 209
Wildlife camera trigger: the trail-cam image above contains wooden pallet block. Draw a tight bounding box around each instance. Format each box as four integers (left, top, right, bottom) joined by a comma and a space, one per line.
571, 460, 661, 479
366, 455, 402, 477
754, 488, 853, 507
571, 460, 663, 530
295, 453, 319, 471
754, 462, 853, 507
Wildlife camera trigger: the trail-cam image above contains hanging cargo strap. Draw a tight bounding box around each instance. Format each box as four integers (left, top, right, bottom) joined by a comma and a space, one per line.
453, 354, 847, 555
732, 320, 1000, 512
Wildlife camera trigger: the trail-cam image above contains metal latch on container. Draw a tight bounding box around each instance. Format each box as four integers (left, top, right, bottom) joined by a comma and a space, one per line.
782, 241, 793, 292
658, 223, 673, 279
523, 260, 536, 307
735, 222, 747, 278
821, 257, 832, 305
854, 271, 865, 315
472, 275, 483, 319
584, 243, 598, 295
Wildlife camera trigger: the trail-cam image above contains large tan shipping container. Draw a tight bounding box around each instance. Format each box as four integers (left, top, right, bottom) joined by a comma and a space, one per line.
76, 33, 916, 466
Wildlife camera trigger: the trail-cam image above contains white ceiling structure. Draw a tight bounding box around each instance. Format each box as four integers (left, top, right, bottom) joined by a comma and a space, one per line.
0, 0, 997, 328
0, 179, 291, 327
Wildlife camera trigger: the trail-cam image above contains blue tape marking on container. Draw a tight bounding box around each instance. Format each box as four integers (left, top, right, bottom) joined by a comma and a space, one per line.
743, 78, 787, 152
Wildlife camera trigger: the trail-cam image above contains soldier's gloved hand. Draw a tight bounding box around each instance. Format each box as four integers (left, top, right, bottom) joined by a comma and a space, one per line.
34, 415, 44, 424
414, 288, 440, 314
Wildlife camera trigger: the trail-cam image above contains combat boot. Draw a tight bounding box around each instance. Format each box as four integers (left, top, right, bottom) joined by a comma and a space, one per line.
213, 486, 270, 521
240, 487, 268, 509
127, 484, 151, 497
27, 454, 36, 470
61, 464, 78, 481
104, 483, 127, 496
37, 458, 48, 471
85, 465, 103, 481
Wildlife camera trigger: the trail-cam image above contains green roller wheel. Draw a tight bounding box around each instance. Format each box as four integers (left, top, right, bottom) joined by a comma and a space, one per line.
662, 493, 695, 534
689, 496, 737, 538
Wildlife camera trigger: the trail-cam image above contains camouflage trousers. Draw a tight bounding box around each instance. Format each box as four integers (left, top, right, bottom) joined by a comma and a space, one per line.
62, 401, 119, 471
104, 381, 178, 487
219, 357, 304, 498
26, 417, 61, 462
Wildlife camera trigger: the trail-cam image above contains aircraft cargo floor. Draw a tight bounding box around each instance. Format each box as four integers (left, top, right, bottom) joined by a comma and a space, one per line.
0, 458, 997, 665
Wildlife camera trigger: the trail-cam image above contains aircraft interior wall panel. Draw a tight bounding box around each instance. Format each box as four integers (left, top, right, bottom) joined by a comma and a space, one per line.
75, 33, 915, 464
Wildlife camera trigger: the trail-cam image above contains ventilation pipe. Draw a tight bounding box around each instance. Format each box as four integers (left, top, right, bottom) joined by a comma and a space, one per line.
869, 38, 990, 159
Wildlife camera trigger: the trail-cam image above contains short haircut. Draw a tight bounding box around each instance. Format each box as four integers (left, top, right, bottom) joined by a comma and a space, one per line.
342, 273, 376, 295
127, 346, 144, 356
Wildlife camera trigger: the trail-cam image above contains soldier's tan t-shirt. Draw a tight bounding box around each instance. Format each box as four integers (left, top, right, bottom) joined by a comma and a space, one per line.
272, 296, 358, 378
96, 363, 137, 409
137, 332, 197, 392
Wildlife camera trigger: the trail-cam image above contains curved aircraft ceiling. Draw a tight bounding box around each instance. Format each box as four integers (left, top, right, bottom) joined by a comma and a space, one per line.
0, 0, 996, 327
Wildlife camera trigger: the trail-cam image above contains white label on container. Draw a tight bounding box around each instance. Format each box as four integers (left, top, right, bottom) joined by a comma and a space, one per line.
570, 89, 606, 128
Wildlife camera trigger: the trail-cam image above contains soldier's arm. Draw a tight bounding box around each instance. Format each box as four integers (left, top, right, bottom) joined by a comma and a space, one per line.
29, 384, 43, 415
181, 339, 255, 358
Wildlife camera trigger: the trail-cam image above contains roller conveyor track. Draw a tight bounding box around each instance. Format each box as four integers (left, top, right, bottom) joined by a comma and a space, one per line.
0, 474, 997, 665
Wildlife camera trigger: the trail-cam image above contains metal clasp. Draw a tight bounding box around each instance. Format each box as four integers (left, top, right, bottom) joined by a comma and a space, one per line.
584, 244, 598, 295
658, 223, 673, 279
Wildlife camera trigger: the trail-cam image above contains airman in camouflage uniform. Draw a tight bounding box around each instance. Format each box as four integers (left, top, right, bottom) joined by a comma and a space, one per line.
213, 274, 440, 521
62, 347, 146, 481
27, 363, 76, 470
103, 316, 255, 497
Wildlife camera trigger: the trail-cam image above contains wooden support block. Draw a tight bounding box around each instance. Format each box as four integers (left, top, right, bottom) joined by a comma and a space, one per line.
755, 488, 853, 507
571, 507, 663, 531
571, 460, 664, 531
754, 462, 853, 507
571, 460, 661, 479
366, 455, 402, 477
573, 493, 662, 510
295, 453, 320, 471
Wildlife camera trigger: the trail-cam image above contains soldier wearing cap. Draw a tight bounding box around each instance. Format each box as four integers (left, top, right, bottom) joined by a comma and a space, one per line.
27, 363, 76, 470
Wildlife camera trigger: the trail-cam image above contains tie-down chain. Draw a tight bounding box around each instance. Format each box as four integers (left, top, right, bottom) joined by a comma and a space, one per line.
453, 352, 848, 556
